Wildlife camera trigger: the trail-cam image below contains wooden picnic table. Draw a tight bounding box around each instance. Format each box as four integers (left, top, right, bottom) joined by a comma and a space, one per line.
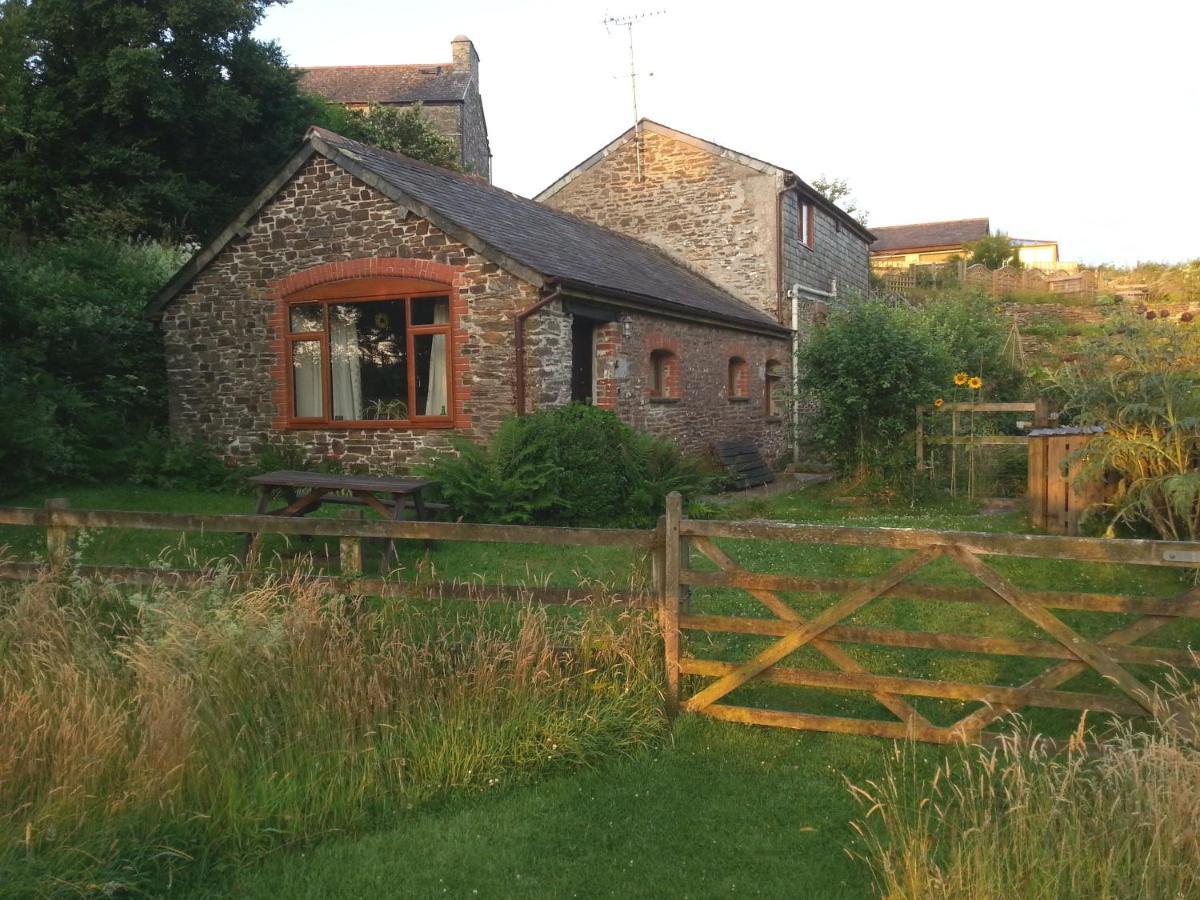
243, 470, 441, 571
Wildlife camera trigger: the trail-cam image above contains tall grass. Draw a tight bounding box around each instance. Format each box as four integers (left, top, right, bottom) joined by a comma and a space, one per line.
848, 684, 1200, 899
0, 566, 665, 896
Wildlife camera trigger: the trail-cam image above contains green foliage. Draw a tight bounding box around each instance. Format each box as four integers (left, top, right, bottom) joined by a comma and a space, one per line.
801, 300, 948, 480
1044, 313, 1200, 540
0, 238, 184, 494
918, 290, 1025, 397
0, 0, 324, 241
333, 103, 461, 171
967, 232, 1022, 270
424, 405, 711, 527
811, 174, 868, 225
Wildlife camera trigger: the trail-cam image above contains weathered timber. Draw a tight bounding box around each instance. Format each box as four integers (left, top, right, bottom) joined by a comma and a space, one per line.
683, 546, 947, 712
679, 518, 1200, 568
688, 535, 933, 729
661, 493, 683, 715
679, 569, 1200, 618
0, 507, 656, 549
677, 613, 1198, 669
699, 703, 962, 744
680, 659, 1146, 716
44, 498, 71, 571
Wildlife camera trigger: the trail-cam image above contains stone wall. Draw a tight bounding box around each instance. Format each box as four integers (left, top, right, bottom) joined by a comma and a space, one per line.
543, 129, 780, 319
161, 155, 538, 473
592, 309, 791, 462
781, 190, 870, 299
458, 87, 491, 181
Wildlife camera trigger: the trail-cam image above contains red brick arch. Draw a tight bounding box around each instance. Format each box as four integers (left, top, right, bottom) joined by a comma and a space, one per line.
268, 257, 461, 299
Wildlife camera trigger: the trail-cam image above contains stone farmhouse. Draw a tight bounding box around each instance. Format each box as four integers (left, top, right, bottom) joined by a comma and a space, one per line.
537, 119, 875, 327
298, 36, 491, 181
147, 129, 792, 472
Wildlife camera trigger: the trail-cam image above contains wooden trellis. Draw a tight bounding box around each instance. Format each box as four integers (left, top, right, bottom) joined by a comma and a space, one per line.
660, 494, 1200, 744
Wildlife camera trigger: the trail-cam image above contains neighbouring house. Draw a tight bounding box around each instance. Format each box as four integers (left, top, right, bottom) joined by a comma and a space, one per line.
298, 36, 492, 181
870, 218, 1068, 271
147, 128, 792, 472
535, 119, 874, 326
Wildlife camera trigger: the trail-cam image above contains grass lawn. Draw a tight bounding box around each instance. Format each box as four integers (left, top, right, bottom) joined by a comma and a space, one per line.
2, 482, 1196, 897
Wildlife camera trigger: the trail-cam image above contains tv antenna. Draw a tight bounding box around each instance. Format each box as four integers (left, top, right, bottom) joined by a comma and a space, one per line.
603, 9, 665, 180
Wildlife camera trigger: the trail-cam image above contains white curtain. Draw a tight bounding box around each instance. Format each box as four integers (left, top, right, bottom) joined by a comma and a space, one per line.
424, 302, 449, 417
293, 341, 323, 417
330, 315, 363, 421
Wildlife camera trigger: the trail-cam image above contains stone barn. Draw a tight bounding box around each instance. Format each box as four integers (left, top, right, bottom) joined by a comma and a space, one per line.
148, 128, 792, 472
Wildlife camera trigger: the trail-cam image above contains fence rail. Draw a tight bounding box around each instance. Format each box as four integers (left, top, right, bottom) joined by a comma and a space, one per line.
3, 496, 1199, 745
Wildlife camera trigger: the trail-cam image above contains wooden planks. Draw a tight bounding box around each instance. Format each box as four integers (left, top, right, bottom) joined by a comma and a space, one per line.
713, 438, 775, 490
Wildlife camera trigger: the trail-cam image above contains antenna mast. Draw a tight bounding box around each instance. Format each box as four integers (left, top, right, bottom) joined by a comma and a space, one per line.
603, 9, 665, 181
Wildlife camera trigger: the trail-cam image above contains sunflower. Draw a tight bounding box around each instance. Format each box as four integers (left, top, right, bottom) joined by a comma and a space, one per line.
954, 372, 968, 386
934, 398, 944, 408
968, 376, 983, 390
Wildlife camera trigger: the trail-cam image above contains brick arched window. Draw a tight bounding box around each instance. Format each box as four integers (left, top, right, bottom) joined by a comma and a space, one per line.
727, 356, 749, 400
764, 359, 784, 419
276, 268, 456, 428
649, 349, 680, 400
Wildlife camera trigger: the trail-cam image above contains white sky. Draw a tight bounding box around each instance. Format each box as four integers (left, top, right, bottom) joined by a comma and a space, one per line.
258, 0, 1199, 266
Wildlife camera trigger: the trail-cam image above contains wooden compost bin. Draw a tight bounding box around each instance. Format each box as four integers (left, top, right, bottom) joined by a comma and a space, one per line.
1027, 427, 1107, 535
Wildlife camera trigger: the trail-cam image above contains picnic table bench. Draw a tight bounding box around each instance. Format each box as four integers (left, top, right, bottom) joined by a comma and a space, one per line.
243, 470, 445, 571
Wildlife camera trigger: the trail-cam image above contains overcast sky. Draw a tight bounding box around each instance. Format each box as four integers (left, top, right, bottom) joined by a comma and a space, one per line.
258, 0, 1198, 266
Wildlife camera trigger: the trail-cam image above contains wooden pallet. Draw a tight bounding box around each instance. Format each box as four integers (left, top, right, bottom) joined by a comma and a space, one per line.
713, 438, 775, 490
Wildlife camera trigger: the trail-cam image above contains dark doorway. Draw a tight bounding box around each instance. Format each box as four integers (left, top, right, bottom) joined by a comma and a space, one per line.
570, 317, 596, 403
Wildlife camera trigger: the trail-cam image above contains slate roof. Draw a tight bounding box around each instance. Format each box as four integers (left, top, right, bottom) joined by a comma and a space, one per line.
870, 218, 991, 253
297, 65, 473, 104
149, 128, 788, 335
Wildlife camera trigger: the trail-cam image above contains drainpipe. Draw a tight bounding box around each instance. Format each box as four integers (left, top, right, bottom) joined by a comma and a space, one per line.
514, 280, 563, 416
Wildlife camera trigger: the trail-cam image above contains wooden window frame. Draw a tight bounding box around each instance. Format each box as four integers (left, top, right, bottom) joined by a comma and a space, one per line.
283, 282, 455, 430
649, 348, 680, 402
798, 198, 815, 251
727, 356, 750, 401
764, 359, 783, 420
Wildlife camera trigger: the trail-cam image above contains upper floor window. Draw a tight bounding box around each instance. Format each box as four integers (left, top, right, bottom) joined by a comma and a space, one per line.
287, 290, 452, 427
798, 198, 815, 250
649, 349, 680, 400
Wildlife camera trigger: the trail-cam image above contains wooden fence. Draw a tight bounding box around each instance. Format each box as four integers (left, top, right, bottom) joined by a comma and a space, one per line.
875, 263, 1099, 300
3, 496, 1199, 745
660, 494, 1200, 744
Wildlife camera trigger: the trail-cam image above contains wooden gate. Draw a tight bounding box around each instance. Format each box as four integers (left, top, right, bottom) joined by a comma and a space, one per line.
658, 494, 1200, 743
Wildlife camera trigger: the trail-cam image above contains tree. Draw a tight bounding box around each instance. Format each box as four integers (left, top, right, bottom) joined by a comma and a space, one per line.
334, 103, 460, 171
968, 232, 1023, 270
0, 0, 323, 242
812, 174, 868, 226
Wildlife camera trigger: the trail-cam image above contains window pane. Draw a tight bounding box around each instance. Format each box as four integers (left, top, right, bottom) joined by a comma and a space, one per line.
289, 303, 322, 333
413, 332, 450, 417
331, 301, 408, 421
410, 296, 450, 326
292, 340, 324, 417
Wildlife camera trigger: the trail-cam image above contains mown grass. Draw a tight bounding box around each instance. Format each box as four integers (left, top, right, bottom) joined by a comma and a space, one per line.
1, 481, 1197, 897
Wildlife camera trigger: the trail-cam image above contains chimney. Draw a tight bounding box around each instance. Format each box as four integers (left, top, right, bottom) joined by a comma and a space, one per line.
451, 35, 479, 78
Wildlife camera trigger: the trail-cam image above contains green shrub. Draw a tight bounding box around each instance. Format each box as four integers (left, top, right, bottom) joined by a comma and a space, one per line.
0, 237, 184, 494
424, 405, 711, 527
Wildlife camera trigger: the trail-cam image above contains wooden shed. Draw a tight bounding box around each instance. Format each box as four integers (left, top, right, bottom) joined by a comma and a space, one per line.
1027, 426, 1107, 534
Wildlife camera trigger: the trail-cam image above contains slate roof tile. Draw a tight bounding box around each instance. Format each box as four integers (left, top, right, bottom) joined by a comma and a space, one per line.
870, 218, 990, 253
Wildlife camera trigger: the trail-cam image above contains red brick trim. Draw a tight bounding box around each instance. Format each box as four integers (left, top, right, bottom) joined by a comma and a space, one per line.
267, 258, 471, 431
268, 257, 461, 300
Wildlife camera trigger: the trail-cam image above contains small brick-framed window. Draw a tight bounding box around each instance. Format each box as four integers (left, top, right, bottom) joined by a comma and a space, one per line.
798, 198, 815, 250
283, 279, 454, 428
764, 359, 784, 419
727, 356, 749, 400
649, 349, 680, 401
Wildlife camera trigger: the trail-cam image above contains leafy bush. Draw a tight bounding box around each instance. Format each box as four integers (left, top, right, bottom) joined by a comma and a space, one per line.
0, 238, 184, 495
0, 569, 664, 895
1043, 313, 1200, 540
801, 300, 948, 480
424, 405, 712, 527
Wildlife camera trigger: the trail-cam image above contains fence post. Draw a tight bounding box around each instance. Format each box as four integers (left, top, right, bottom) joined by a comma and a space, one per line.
662, 492, 683, 717
339, 509, 363, 584
45, 498, 71, 572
